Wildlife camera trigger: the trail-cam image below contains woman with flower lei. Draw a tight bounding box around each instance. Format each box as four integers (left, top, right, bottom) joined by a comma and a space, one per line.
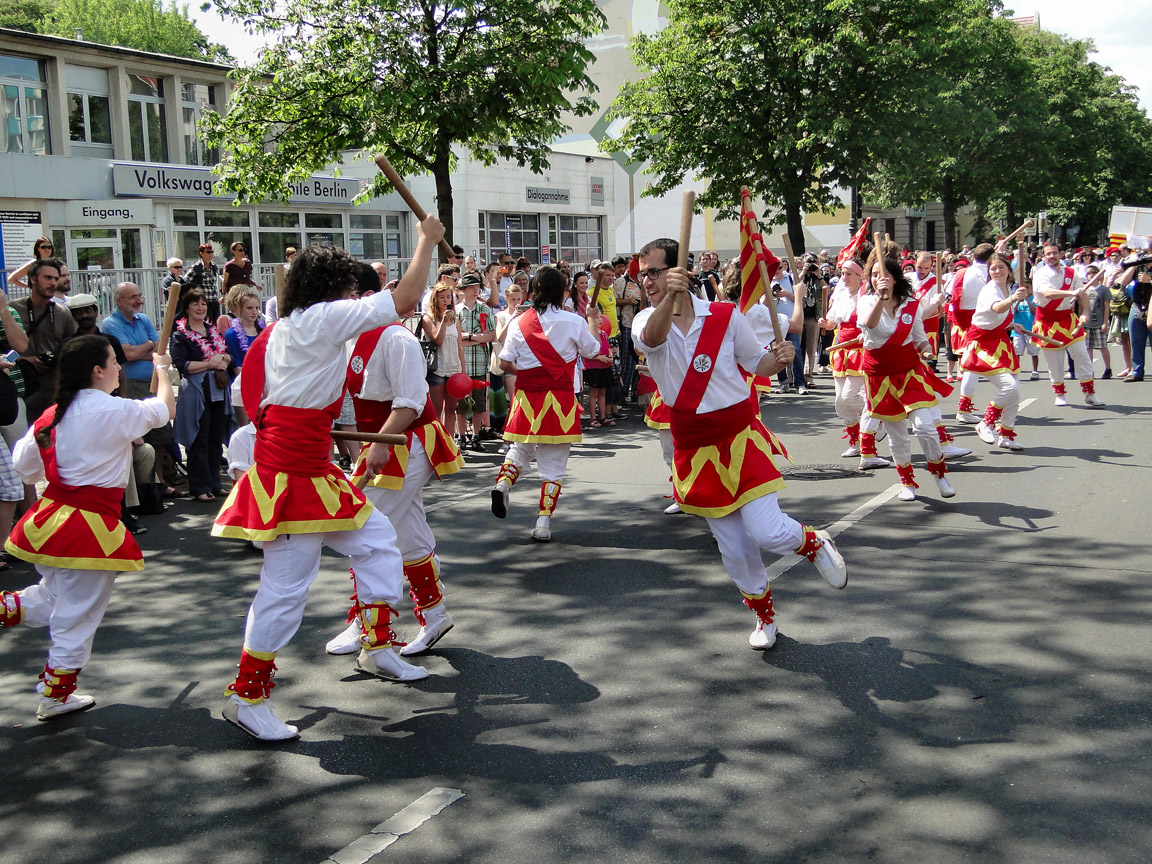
223, 284, 265, 369
171, 288, 235, 502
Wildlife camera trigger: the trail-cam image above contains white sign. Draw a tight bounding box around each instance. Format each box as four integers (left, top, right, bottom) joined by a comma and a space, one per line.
113, 163, 362, 205
526, 186, 570, 205
64, 199, 154, 226
0, 211, 44, 272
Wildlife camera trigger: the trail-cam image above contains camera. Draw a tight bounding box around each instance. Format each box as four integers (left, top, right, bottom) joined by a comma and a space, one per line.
38, 351, 56, 368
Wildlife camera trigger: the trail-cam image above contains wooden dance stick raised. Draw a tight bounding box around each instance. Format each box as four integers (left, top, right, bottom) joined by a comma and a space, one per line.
740, 187, 784, 345
373, 154, 457, 261
1003, 218, 1036, 249
673, 190, 695, 316
150, 277, 183, 393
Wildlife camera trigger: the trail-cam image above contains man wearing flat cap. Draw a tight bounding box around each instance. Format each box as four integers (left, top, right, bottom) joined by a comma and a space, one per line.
455, 272, 497, 448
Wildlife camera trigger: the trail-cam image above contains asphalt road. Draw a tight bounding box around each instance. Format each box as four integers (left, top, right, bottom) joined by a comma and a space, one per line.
2, 369, 1150, 864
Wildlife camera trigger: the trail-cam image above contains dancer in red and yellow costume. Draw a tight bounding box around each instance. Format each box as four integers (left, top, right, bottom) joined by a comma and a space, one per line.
1031, 241, 1105, 408
490, 265, 603, 541
963, 253, 1030, 450
858, 256, 956, 503
2, 335, 174, 720
212, 218, 442, 741
325, 270, 464, 657
632, 238, 846, 652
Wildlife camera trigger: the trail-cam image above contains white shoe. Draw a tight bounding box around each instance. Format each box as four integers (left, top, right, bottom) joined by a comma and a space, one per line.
356, 647, 429, 681
811, 530, 847, 590
955, 412, 981, 424
841, 444, 861, 458
325, 620, 363, 656
1064, 371, 1074, 379
940, 443, 972, 458
975, 421, 997, 444
531, 515, 551, 542
399, 608, 454, 656
491, 480, 510, 518
858, 456, 891, 469
936, 476, 956, 498
748, 619, 778, 650
997, 435, 1024, 451
1029, 371, 1040, 380
897, 486, 917, 502
1054, 394, 1068, 406
797, 385, 809, 395
36, 693, 95, 721
222, 694, 299, 741
663, 501, 682, 514
1085, 393, 1105, 407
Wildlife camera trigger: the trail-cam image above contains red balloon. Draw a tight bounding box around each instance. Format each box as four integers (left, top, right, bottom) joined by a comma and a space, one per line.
446, 372, 474, 399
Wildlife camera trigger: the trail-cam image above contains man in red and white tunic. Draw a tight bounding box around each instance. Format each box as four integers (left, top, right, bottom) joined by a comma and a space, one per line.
632, 238, 847, 652
491, 265, 603, 541
325, 283, 465, 657
211, 217, 442, 741
952, 243, 994, 423
1031, 242, 1104, 408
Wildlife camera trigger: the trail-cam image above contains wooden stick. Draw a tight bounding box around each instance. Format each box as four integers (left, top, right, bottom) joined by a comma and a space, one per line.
740, 187, 783, 345
373, 154, 457, 261
330, 429, 407, 446
673, 191, 695, 316
1029, 329, 1065, 349
150, 277, 183, 393
1003, 218, 1035, 248
828, 337, 863, 353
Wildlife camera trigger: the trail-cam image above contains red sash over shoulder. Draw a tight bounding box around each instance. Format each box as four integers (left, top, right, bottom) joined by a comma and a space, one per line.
665, 303, 787, 518
6, 408, 144, 571
1032, 266, 1084, 347
832, 304, 864, 376
863, 298, 950, 421
213, 322, 372, 541
346, 326, 463, 490
503, 308, 582, 444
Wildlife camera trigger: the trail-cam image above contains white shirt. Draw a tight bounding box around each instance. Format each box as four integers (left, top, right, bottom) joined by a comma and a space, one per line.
743, 303, 789, 347
633, 295, 767, 413
1032, 261, 1081, 311
825, 284, 859, 327
972, 280, 1011, 330
356, 324, 427, 413
500, 305, 600, 369
857, 294, 928, 350
13, 389, 169, 489
227, 422, 257, 477
262, 291, 398, 410
959, 263, 989, 310
264, 295, 279, 322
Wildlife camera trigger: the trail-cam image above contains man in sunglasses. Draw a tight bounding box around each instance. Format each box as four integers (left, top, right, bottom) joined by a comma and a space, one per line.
632, 237, 847, 652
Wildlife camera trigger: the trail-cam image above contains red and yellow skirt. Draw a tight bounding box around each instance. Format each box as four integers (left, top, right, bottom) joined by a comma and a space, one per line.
865, 366, 941, 422
6, 496, 143, 572
644, 388, 671, 430
961, 329, 1019, 376
670, 402, 789, 519
1032, 309, 1084, 348
831, 345, 864, 377
924, 316, 941, 356
503, 387, 582, 444
350, 420, 463, 490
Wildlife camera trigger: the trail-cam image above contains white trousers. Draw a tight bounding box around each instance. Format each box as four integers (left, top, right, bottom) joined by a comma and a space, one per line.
1042, 340, 1092, 383
365, 437, 435, 562
974, 371, 1020, 428
505, 442, 571, 483
833, 375, 866, 426
862, 407, 941, 466
958, 370, 983, 400
704, 494, 804, 596
658, 428, 674, 471
16, 566, 118, 670
242, 508, 405, 654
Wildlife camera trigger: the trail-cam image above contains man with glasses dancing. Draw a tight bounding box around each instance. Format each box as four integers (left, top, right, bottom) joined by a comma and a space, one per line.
632, 238, 847, 652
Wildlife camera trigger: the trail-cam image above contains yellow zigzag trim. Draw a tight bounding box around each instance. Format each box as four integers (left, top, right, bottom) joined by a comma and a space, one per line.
969, 340, 1016, 370
868, 367, 932, 405
677, 428, 777, 496
512, 390, 579, 433
312, 474, 358, 516
19, 503, 74, 551
246, 468, 289, 524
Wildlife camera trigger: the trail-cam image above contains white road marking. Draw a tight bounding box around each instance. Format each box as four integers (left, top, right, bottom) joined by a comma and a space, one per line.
1019, 397, 1036, 413
767, 484, 902, 583
324, 787, 465, 864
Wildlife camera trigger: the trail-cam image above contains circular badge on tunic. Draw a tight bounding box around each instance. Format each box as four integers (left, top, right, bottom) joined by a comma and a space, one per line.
350, 355, 364, 374
900, 313, 913, 325
692, 353, 712, 373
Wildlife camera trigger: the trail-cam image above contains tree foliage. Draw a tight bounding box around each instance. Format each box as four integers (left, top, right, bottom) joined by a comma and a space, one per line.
203, 0, 606, 247
16, 0, 235, 62
603, 0, 967, 252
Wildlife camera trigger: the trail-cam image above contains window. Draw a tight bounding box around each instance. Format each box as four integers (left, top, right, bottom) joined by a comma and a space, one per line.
925, 220, 937, 251
68, 93, 112, 145
884, 218, 896, 239
484, 212, 541, 263
181, 82, 218, 166
128, 75, 167, 162
558, 215, 602, 265
349, 212, 402, 261
305, 211, 344, 247
0, 54, 49, 155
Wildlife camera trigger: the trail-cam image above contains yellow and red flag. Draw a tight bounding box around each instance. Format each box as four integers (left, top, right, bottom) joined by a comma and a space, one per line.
836, 218, 871, 268
739, 199, 781, 313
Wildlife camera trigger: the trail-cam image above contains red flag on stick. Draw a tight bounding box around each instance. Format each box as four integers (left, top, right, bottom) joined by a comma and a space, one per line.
739, 198, 781, 313
836, 218, 871, 268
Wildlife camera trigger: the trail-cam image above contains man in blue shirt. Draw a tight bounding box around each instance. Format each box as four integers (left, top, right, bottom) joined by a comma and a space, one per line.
101, 282, 159, 401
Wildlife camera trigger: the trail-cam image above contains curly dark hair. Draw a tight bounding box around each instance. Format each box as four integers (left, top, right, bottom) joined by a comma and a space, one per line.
872, 257, 914, 305
36, 334, 113, 446
529, 265, 567, 312
281, 245, 357, 316
28, 257, 63, 285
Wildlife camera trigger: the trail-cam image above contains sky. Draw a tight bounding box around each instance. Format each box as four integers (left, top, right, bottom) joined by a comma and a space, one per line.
191, 0, 1152, 115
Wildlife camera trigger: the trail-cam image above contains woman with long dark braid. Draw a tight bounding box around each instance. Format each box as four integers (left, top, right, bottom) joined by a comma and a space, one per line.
1, 335, 174, 721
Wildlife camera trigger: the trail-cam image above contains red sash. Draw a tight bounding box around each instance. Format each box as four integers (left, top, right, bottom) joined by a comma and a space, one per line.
1037, 266, 1076, 311
517, 309, 576, 391
673, 303, 735, 415
915, 275, 936, 302
33, 410, 123, 519
837, 305, 861, 342
863, 298, 919, 375
345, 323, 437, 432
241, 321, 275, 420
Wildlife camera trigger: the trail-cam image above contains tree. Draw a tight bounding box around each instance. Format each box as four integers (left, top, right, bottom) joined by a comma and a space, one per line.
202, 0, 606, 251
603, 0, 969, 253
36, 0, 234, 62
0, 0, 55, 32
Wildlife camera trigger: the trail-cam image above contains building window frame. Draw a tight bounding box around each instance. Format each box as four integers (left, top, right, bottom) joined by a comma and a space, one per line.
0, 54, 50, 155
127, 74, 168, 162
180, 81, 219, 166
68, 90, 113, 146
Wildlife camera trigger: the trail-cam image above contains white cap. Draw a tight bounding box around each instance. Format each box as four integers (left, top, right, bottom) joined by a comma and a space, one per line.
65, 293, 99, 310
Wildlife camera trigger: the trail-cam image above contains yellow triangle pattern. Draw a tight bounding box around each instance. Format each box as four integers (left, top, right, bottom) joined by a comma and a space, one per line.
19, 504, 74, 551
513, 391, 579, 433
677, 428, 777, 496
247, 469, 290, 523
80, 510, 128, 556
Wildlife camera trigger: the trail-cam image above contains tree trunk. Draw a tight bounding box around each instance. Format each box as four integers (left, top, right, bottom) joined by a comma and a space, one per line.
941, 178, 957, 252
433, 144, 454, 263
785, 192, 805, 256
